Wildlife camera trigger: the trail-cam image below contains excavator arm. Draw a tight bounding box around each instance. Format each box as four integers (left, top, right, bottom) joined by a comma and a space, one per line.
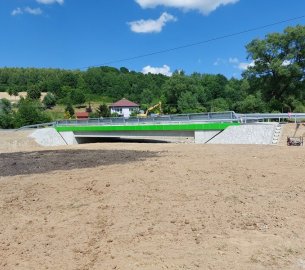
145, 102, 162, 115
138, 101, 162, 117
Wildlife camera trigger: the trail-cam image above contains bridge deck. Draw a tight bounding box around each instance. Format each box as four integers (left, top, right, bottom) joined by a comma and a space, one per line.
55, 122, 240, 132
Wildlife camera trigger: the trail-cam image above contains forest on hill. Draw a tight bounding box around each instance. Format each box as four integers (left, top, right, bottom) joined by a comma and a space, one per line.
0, 25, 304, 128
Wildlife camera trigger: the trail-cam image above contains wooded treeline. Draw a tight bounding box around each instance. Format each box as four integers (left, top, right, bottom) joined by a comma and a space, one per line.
0, 25, 305, 128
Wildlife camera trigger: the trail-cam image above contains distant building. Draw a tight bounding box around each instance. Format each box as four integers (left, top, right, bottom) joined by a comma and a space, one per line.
109, 98, 140, 118
76, 112, 89, 120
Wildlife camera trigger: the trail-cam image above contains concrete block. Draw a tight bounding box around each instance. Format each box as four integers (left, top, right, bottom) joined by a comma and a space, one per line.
30, 128, 67, 146
195, 131, 220, 144
208, 124, 277, 145
60, 131, 77, 145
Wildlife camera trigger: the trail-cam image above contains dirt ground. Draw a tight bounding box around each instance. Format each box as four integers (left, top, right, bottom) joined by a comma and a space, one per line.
1, 126, 305, 269
280, 123, 305, 146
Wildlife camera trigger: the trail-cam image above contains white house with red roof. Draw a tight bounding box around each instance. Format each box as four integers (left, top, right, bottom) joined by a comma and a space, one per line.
109, 98, 140, 118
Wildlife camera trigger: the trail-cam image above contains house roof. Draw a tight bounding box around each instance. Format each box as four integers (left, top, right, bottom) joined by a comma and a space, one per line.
76, 112, 89, 117
110, 98, 139, 108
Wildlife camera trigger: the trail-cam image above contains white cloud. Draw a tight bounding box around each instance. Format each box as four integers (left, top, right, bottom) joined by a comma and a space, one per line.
128, 12, 177, 33
11, 7, 43, 16
24, 7, 43, 15
213, 58, 225, 66
214, 57, 255, 70
142, 65, 172, 76
135, 0, 239, 15
11, 8, 23, 16
237, 61, 254, 70
228, 57, 239, 64
36, 0, 64, 4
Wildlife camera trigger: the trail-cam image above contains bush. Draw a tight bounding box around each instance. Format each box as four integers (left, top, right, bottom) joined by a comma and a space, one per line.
27, 85, 41, 100
130, 109, 140, 117
0, 98, 12, 114
0, 113, 14, 129
14, 99, 51, 128
89, 112, 99, 118
43, 92, 57, 108
70, 89, 86, 105
96, 104, 111, 117
65, 103, 75, 118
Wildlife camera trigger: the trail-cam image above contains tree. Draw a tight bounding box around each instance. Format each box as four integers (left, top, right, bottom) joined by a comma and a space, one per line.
177, 91, 202, 113
14, 99, 51, 127
0, 99, 14, 128
235, 92, 267, 113
140, 89, 154, 105
162, 73, 205, 113
7, 86, 18, 97
96, 104, 110, 117
43, 92, 57, 108
0, 113, 14, 129
65, 103, 75, 118
0, 98, 12, 114
244, 25, 305, 111
27, 85, 41, 100
209, 98, 230, 112
61, 72, 79, 88
70, 89, 86, 105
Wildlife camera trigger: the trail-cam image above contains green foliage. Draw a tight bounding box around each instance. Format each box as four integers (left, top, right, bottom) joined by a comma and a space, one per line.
235, 92, 267, 113
65, 103, 75, 118
130, 109, 140, 117
140, 89, 154, 104
70, 89, 86, 105
209, 98, 230, 112
0, 99, 14, 128
177, 91, 201, 113
89, 112, 99, 118
0, 113, 14, 128
43, 92, 57, 108
244, 24, 305, 111
0, 98, 12, 114
27, 85, 41, 100
7, 86, 18, 97
96, 104, 111, 117
290, 99, 305, 113
14, 99, 51, 128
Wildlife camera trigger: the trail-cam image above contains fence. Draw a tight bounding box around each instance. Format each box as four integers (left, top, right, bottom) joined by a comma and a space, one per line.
56, 111, 238, 126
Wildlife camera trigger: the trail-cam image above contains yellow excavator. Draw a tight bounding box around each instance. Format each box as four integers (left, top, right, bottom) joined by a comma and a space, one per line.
138, 101, 162, 118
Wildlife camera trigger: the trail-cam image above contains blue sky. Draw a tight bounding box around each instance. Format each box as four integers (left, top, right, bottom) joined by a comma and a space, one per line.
1, 0, 305, 78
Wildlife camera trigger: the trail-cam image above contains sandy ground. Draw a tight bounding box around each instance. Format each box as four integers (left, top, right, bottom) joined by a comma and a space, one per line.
0, 130, 40, 153
280, 123, 305, 146
1, 127, 305, 270
0, 92, 47, 103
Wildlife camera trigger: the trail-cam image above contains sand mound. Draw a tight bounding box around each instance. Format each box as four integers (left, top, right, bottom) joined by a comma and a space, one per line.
0, 130, 41, 153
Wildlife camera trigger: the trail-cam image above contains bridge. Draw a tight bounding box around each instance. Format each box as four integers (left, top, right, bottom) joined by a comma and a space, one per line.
54, 112, 240, 144
26, 111, 305, 145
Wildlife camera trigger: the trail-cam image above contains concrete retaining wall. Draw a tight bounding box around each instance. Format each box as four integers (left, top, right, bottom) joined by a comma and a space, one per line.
30, 128, 67, 146
194, 131, 221, 144
60, 131, 78, 145
208, 123, 277, 145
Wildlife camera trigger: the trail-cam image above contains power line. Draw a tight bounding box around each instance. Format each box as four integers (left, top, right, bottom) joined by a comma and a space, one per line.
82, 15, 305, 69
